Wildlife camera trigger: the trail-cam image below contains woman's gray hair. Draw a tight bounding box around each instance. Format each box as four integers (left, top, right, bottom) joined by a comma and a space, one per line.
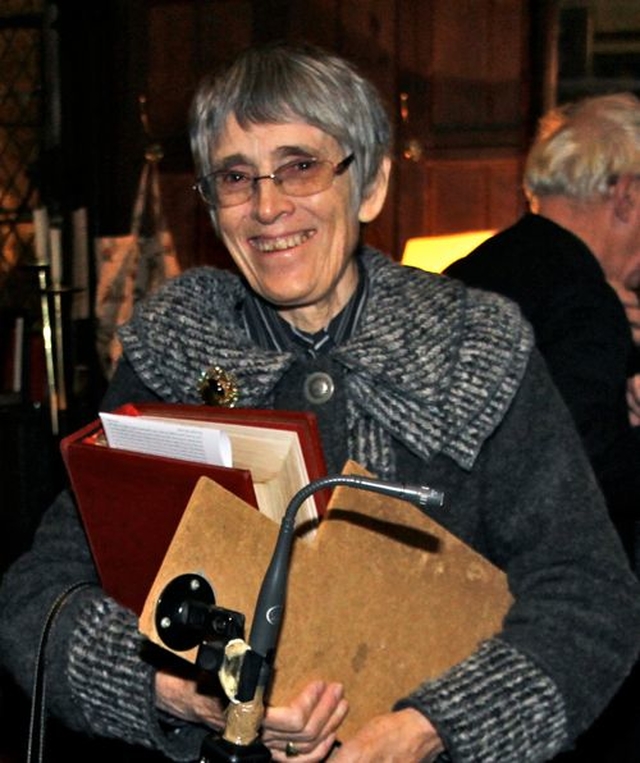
524, 92, 640, 202
190, 41, 393, 208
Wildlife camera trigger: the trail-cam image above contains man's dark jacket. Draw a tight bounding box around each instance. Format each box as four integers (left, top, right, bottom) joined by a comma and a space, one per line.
446, 212, 640, 559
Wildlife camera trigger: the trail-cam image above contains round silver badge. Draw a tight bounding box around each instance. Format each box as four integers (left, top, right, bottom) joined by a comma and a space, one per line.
303, 371, 335, 404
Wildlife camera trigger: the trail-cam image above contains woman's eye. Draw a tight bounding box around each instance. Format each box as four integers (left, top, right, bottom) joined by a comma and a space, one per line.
282, 159, 318, 177
219, 171, 250, 186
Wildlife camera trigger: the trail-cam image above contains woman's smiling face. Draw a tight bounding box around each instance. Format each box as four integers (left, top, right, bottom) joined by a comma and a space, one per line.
212, 116, 388, 332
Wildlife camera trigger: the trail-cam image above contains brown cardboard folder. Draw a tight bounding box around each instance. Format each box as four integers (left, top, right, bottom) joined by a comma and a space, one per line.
60, 402, 327, 614
139, 461, 512, 739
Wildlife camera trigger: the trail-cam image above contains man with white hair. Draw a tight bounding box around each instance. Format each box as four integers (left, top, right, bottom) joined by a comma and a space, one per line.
446, 91, 640, 762
448, 92, 640, 560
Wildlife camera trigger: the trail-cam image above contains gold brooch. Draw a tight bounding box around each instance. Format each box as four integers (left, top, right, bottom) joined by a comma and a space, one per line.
197, 366, 239, 407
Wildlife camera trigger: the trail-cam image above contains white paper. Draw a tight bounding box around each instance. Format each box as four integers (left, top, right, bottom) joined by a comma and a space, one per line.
99, 412, 233, 467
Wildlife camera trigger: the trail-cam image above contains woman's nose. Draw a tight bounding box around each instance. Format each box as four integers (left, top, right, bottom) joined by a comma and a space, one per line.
252, 177, 294, 222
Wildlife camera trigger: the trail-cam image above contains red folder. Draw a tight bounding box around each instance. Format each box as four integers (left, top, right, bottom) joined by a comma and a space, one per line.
60, 402, 327, 614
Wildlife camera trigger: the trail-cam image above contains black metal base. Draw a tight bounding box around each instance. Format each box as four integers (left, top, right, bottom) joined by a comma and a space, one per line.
200, 734, 272, 763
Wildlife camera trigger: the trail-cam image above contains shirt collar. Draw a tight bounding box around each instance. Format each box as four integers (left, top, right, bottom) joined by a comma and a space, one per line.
243, 257, 368, 356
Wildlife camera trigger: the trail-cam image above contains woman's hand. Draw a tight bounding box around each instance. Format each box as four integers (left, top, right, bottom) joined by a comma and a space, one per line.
261, 680, 349, 761
155, 670, 227, 730
155, 672, 442, 763
157, 673, 348, 761
329, 708, 444, 763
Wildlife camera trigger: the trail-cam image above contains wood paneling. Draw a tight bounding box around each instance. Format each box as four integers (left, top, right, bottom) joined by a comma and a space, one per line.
421, 156, 525, 234
393, 153, 525, 243
393, 0, 530, 248
59, 0, 534, 264
429, 1, 526, 139
287, 0, 341, 48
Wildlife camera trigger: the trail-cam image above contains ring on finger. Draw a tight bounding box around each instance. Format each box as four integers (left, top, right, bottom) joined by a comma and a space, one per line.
285, 741, 300, 757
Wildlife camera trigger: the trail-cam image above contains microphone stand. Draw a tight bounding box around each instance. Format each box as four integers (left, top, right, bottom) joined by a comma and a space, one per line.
197, 474, 445, 762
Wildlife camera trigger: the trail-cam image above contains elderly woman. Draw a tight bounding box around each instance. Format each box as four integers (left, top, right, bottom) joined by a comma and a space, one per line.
1, 42, 639, 763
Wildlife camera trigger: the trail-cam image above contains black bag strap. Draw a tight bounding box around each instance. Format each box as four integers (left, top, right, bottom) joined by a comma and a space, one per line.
27, 581, 93, 763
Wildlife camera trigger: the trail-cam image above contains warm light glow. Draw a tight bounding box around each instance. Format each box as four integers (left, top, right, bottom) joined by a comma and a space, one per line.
401, 230, 496, 273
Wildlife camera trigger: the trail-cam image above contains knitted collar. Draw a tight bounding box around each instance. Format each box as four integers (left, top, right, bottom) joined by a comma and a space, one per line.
119, 247, 532, 470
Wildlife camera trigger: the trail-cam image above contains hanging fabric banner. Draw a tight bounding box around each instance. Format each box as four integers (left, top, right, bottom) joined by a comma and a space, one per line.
94, 159, 180, 377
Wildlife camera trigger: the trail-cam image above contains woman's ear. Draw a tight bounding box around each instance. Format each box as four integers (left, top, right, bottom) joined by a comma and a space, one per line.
358, 156, 392, 223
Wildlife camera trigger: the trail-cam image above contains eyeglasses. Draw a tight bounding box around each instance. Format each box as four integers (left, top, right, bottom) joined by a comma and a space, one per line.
194, 153, 355, 208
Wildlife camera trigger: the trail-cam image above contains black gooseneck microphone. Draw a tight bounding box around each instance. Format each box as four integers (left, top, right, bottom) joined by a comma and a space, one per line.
200, 473, 445, 762
248, 474, 445, 674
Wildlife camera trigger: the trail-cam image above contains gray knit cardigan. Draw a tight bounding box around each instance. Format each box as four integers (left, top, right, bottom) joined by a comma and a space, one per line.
119, 247, 532, 475
1, 248, 639, 763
